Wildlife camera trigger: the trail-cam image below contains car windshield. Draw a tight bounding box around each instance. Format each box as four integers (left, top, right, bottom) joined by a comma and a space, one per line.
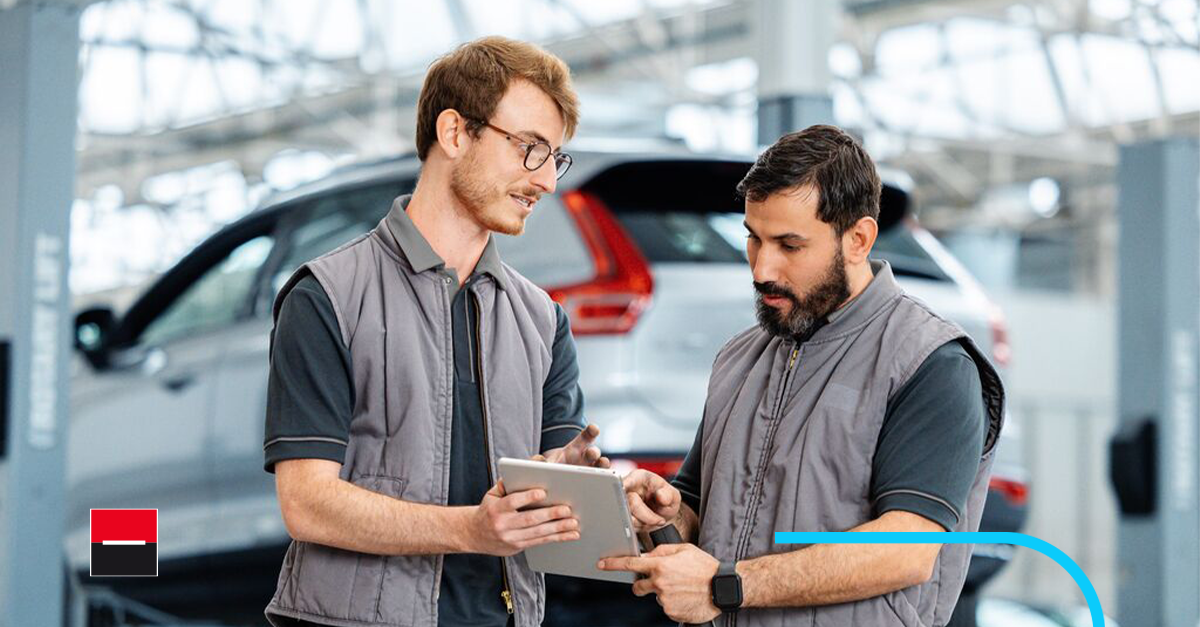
607, 205, 949, 283
582, 160, 951, 281
610, 210, 747, 263
872, 225, 952, 281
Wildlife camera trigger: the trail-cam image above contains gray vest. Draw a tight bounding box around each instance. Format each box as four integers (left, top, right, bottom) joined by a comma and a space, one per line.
265, 197, 559, 627
698, 261, 1005, 627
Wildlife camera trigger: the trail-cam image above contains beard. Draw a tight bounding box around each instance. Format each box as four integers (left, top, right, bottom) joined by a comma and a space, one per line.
754, 246, 851, 339
449, 146, 533, 236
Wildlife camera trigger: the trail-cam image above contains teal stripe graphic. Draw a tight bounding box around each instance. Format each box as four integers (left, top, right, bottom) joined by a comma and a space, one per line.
774, 532, 1103, 627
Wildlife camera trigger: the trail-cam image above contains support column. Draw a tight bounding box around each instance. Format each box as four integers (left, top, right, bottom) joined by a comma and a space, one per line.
754, 0, 838, 145
1113, 137, 1200, 627
0, 4, 80, 626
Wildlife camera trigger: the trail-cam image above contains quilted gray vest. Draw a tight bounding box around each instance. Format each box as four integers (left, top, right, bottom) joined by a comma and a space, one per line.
698, 261, 1005, 627
265, 196, 559, 627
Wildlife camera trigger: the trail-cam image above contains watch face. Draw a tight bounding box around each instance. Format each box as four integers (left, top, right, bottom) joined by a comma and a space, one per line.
713, 574, 742, 607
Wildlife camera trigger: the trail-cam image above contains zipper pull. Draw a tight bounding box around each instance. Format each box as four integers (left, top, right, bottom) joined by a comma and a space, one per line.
787, 347, 799, 369
501, 590, 514, 614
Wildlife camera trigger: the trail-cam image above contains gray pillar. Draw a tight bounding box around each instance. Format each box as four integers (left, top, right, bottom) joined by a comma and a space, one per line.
1114, 137, 1200, 627
754, 0, 837, 145
0, 4, 80, 627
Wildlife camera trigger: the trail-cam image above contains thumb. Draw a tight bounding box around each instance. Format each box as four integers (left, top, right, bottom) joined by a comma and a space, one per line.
487, 479, 507, 498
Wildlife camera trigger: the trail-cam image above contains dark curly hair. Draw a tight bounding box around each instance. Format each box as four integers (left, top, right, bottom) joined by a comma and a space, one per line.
737, 125, 881, 235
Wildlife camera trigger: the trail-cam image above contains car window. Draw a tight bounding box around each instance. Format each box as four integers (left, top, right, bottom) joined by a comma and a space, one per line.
270, 182, 409, 297
494, 196, 595, 287
872, 226, 951, 281
613, 210, 747, 263
580, 159, 752, 265
140, 235, 275, 346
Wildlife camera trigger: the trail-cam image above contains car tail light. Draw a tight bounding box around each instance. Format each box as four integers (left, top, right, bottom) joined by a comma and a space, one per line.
989, 476, 1028, 506
610, 456, 685, 480
548, 191, 654, 335
988, 305, 1012, 368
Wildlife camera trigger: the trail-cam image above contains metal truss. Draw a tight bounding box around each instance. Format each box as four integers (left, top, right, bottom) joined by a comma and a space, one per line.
4, 0, 1196, 293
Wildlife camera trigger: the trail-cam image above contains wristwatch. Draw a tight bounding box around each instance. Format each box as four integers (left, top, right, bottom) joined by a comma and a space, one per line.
711, 560, 743, 612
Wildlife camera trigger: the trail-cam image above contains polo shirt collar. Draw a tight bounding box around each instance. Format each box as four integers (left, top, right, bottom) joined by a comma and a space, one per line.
809, 259, 898, 341
384, 194, 508, 290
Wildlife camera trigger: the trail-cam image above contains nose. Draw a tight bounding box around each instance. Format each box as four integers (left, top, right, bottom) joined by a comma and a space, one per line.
751, 246, 784, 286
529, 157, 558, 194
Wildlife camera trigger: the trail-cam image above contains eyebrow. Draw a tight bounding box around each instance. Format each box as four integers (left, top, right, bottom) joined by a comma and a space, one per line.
744, 221, 809, 244
520, 129, 549, 143
517, 129, 564, 152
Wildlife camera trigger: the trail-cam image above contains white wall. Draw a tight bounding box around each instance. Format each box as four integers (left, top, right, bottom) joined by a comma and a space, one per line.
984, 289, 1120, 612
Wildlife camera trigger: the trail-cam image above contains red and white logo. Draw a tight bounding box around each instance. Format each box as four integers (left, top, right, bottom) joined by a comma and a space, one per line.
90, 509, 158, 577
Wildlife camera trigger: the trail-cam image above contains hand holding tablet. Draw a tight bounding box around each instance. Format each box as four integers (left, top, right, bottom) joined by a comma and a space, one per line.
466, 479, 581, 557
498, 457, 641, 583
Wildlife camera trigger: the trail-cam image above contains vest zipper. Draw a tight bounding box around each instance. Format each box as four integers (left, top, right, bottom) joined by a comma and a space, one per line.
729, 344, 800, 627
471, 289, 517, 617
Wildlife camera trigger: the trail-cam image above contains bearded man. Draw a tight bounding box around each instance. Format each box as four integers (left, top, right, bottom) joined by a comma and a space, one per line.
262, 36, 609, 627
601, 125, 1005, 627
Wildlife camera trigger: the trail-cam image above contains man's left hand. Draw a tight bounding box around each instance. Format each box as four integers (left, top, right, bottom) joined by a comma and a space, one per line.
538, 424, 610, 468
597, 543, 721, 624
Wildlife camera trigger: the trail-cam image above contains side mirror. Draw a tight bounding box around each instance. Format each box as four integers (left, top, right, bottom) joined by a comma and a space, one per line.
878, 183, 911, 232
74, 306, 116, 369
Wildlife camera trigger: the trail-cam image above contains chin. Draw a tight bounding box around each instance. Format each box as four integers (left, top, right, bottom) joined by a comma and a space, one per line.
499, 221, 525, 236
484, 208, 526, 236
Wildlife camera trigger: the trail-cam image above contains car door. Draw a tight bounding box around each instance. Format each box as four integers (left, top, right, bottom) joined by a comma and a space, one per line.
67, 218, 279, 570
208, 180, 409, 553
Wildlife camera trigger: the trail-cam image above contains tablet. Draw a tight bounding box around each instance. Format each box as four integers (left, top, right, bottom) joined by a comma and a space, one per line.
497, 458, 639, 584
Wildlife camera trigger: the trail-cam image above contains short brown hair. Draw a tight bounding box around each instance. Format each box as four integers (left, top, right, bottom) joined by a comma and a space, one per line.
737, 125, 881, 236
415, 36, 580, 160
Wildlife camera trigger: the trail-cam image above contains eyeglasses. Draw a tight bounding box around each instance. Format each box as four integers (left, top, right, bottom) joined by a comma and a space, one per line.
474, 119, 573, 180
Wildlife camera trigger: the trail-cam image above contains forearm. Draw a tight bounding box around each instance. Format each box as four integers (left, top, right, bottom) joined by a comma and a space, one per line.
737, 512, 943, 609
279, 473, 474, 556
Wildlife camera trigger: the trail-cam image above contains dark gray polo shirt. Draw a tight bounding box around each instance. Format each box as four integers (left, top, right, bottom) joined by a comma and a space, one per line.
265, 206, 586, 627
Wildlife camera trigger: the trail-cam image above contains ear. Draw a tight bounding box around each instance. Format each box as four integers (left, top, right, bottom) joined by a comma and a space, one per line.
842, 216, 879, 264
434, 109, 470, 159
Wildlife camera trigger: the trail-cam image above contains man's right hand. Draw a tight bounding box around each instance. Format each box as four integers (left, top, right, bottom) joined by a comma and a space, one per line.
467, 480, 580, 556
623, 469, 682, 532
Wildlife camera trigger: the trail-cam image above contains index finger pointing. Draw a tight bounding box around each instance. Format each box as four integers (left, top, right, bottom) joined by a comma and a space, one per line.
597, 556, 655, 574
572, 424, 600, 445
627, 492, 666, 527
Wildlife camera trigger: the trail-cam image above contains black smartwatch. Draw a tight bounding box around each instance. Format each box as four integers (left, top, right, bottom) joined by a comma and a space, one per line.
711, 560, 743, 612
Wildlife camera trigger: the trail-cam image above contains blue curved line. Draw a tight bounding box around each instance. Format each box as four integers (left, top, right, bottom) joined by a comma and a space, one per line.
774, 532, 1104, 627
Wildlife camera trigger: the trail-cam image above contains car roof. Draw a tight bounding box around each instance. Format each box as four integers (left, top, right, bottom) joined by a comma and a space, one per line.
255, 142, 757, 213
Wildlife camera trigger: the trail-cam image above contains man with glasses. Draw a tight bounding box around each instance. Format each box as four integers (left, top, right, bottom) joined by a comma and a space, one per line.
262, 37, 604, 627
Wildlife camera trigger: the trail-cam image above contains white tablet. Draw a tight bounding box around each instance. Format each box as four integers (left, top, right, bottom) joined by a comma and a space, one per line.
497, 457, 639, 584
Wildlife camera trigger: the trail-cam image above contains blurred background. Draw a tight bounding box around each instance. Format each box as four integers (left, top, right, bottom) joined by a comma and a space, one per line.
2, 0, 1198, 626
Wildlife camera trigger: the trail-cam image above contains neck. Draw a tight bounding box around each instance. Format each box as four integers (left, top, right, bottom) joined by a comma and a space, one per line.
406, 168, 490, 285
842, 259, 876, 305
